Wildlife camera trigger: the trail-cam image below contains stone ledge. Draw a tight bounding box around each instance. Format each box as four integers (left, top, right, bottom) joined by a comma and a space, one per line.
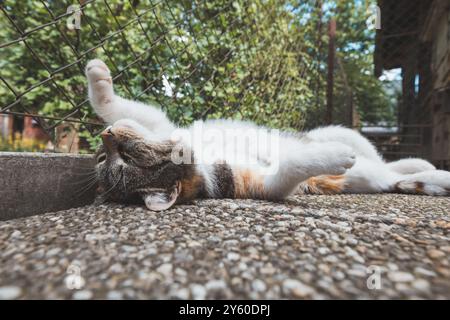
0, 152, 96, 220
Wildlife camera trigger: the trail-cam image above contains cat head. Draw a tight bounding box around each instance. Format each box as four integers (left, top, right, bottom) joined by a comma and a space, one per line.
95, 125, 192, 211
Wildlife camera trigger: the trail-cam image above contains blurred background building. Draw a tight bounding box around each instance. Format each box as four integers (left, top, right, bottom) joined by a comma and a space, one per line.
375, 0, 450, 168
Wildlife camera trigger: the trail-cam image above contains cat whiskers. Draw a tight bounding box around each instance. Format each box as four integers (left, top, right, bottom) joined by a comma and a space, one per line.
71, 166, 98, 178
71, 165, 98, 197
70, 171, 98, 184
98, 167, 124, 200
122, 170, 127, 194
74, 173, 99, 198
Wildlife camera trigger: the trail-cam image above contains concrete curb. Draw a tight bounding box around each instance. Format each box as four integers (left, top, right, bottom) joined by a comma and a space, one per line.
0, 152, 96, 220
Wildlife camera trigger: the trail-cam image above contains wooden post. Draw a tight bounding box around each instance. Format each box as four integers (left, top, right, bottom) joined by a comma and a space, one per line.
315, 0, 323, 110
326, 19, 336, 125
336, 55, 354, 128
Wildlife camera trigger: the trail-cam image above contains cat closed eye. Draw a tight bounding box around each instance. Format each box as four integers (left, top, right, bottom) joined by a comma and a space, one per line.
120, 151, 133, 164
97, 153, 106, 163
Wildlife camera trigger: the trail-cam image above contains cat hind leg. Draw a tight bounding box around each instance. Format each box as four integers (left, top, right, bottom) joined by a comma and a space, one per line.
298, 157, 395, 195
298, 167, 450, 197
297, 175, 347, 195
263, 140, 355, 199
387, 158, 436, 174
393, 170, 450, 196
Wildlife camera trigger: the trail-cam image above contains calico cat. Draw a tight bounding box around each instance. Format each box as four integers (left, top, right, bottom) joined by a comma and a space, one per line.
86, 59, 450, 211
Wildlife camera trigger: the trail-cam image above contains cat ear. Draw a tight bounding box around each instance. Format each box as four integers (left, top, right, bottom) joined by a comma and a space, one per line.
142, 182, 181, 211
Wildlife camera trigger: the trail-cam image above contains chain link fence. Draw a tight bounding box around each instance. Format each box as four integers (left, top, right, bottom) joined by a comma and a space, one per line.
2, 0, 445, 164
1, 0, 331, 152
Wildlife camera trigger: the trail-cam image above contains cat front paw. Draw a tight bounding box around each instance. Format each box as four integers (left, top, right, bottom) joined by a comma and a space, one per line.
318, 142, 356, 175
86, 59, 111, 83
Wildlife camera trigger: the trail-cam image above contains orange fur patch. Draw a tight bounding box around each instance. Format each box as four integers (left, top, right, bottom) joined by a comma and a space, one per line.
233, 169, 265, 198
415, 182, 425, 194
300, 175, 346, 195
180, 174, 204, 201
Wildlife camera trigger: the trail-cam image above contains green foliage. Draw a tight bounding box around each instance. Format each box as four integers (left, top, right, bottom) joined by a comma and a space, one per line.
0, 0, 397, 152
0, 133, 47, 152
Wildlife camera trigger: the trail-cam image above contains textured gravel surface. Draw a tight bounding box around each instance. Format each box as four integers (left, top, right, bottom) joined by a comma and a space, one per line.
0, 194, 449, 299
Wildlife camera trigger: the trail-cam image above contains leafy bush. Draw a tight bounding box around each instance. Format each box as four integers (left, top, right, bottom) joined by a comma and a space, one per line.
0, 133, 47, 152
0, 0, 396, 152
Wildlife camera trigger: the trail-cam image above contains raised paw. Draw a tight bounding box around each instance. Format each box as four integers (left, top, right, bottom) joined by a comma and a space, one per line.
317, 142, 356, 176
85, 59, 111, 84
86, 59, 114, 106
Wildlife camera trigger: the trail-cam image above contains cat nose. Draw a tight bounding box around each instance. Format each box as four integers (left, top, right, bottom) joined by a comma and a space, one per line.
100, 126, 114, 137
100, 126, 115, 148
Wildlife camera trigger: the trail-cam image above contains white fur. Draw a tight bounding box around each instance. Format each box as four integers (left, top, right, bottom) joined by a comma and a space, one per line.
86, 59, 450, 199
387, 158, 436, 174
303, 126, 449, 195
86, 59, 175, 138
182, 120, 356, 199
305, 126, 382, 162
196, 164, 218, 197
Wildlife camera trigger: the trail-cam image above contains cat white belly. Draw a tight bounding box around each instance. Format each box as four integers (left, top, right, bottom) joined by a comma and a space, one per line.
187, 119, 279, 172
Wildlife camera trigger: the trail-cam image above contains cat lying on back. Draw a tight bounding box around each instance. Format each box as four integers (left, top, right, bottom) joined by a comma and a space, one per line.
86, 59, 450, 211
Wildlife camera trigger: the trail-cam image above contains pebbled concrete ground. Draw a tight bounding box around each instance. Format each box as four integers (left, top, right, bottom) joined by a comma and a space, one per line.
0, 194, 449, 300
